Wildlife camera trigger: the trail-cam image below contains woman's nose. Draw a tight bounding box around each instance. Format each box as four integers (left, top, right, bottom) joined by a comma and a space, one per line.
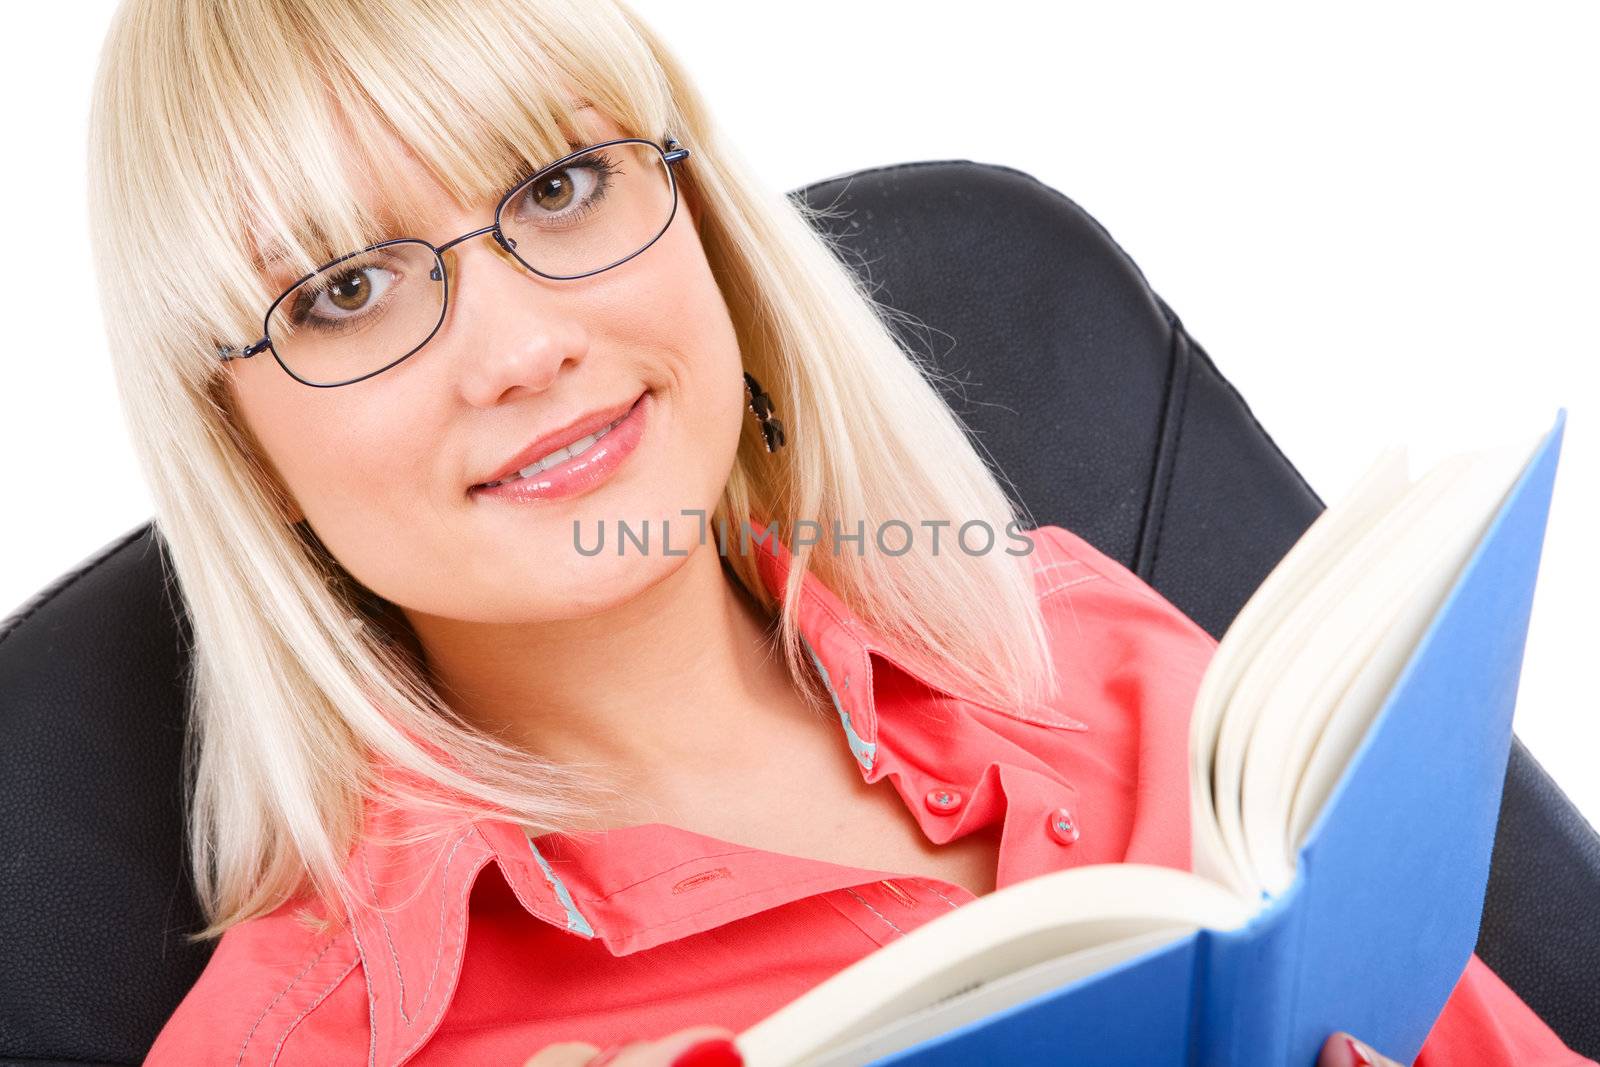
444, 237, 589, 407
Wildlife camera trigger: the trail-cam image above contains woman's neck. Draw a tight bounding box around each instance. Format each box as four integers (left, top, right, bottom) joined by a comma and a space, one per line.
405, 544, 815, 812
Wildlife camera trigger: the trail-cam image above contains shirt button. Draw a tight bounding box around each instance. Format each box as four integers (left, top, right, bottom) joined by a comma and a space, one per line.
1046, 807, 1080, 844
924, 787, 965, 815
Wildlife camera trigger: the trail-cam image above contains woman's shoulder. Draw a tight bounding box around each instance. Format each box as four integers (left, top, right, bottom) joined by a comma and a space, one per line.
1022, 524, 1217, 649
144, 897, 370, 1066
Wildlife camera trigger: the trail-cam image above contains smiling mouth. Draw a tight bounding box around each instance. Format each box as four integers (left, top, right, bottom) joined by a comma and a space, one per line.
475, 412, 630, 489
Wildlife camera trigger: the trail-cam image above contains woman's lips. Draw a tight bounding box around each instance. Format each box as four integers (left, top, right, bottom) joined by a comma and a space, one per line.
469, 392, 649, 504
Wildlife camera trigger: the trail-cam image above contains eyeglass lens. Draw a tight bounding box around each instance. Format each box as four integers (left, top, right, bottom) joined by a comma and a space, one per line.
265, 141, 675, 387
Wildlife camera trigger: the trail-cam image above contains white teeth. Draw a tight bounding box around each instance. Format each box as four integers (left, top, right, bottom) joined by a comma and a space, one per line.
482, 416, 623, 488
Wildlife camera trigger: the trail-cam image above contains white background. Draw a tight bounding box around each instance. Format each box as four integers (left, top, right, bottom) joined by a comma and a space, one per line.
5, 3, 1596, 821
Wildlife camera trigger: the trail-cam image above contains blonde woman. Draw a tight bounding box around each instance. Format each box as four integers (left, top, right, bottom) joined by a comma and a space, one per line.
82, 2, 1584, 1065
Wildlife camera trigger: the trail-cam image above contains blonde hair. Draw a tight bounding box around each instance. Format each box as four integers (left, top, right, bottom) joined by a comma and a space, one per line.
86, 0, 1057, 941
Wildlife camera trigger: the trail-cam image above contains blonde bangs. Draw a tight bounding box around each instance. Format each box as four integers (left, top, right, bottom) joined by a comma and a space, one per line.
93, 0, 678, 367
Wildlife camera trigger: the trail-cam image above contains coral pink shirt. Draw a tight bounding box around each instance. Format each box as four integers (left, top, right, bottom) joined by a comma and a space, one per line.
145, 525, 1593, 1066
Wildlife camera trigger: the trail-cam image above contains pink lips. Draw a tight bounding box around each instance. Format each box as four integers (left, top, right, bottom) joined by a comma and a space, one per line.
471, 393, 643, 487
469, 392, 650, 504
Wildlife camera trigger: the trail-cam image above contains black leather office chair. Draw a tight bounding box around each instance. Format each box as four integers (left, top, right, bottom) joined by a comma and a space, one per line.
3, 159, 1596, 1066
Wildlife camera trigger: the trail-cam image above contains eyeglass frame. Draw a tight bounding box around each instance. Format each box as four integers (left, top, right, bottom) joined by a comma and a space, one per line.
216, 134, 691, 388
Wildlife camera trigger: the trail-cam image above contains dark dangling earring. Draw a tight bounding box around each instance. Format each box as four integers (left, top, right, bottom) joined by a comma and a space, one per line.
743, 371, 786, 452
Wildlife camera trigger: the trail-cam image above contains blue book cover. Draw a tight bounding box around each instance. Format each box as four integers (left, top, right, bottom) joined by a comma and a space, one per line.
738, 408, 1567, 1067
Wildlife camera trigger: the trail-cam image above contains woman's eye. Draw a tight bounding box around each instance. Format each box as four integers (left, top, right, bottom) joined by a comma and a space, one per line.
298, 264, 398, 325
511, 154, 617, 225
523, 167, 591, 214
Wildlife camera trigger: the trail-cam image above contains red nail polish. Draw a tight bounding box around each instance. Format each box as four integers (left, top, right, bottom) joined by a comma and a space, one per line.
1344, 1036, 1376, 1067
670, 1037, 744, 1067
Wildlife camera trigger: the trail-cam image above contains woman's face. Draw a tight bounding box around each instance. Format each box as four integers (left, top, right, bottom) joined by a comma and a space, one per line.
226, 105, 748, 629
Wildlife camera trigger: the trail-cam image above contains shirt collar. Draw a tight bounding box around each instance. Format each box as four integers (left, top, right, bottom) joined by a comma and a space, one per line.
343, 525, 1091, 1065
747, 524, 1090, 772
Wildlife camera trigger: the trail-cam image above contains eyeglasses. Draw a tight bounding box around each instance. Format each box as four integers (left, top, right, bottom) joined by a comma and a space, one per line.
217, 135, 690, 388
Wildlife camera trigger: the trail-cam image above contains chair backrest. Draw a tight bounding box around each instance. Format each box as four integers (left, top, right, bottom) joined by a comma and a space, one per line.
3, 159, 1594, 1065
790, 159, 1325, 640
2, 524, 200, 1066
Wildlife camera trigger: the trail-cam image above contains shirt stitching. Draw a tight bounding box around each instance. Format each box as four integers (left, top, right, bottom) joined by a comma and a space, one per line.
1043, 528, 1171, 608
408, 830, 476, 1022
533, 844, 812, 903
364, 826, 476, 1025
618, 870, 892, 940
922, 882, 965, 911
393, 842, 484, 1066
1037, 574, 1103, 642
234, 935, 341, 1067
267, 952, 361, 1066
343, 898, 379, 1067
799, 586, 881, 748
842, 887, 904, 937
474, 825, 564, 926
361, 848, 410, 1023
1031, 559, 1088, 580
526, 834, 595, 936
993, 704, 1090, 731
802, 633, 876, 772
1036, 573, 1103, 600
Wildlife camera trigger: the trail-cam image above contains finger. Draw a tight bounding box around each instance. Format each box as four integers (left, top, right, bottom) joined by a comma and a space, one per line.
586, 1042, 637, 1066
585, 1044, 625, 1067
642, 1026, 743, 1066
1317, 1031, 1408, 1067
521, 1040, 602, 1067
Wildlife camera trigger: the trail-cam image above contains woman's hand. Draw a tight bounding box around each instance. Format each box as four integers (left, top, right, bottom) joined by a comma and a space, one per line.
1319, 1030, 1407, 1066
521, 1025, 743, 1067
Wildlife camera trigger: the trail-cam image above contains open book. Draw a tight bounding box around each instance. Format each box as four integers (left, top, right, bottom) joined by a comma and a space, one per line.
735, 407, 1569, 1067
